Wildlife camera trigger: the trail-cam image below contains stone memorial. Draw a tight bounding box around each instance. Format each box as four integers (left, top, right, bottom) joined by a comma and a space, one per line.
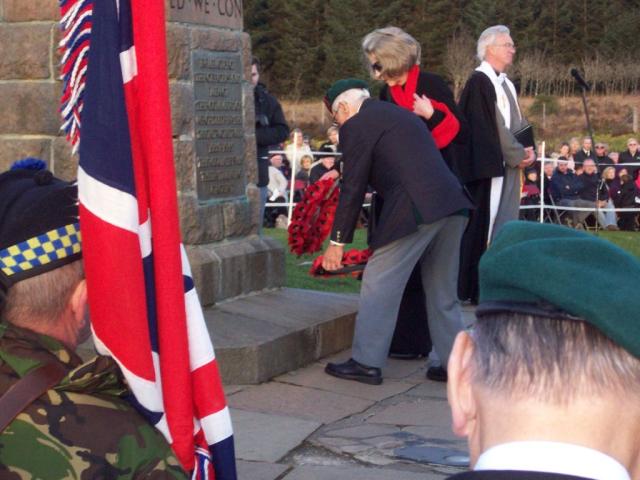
0, 0, 284, 306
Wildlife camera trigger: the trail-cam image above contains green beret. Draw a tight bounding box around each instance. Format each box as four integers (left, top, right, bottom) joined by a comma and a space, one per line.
477, 221, 640, 358
324, 78, 369, 112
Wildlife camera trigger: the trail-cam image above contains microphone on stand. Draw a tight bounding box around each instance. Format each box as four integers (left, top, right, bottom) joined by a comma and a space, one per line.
571, 68, 591, 91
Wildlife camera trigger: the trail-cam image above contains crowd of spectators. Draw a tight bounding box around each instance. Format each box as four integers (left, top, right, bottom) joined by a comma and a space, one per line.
520, 137, 640, 231
263, 126, 340, 228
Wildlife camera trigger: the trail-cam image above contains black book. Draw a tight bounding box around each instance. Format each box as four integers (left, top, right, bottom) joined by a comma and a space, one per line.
514, 124, 535, 149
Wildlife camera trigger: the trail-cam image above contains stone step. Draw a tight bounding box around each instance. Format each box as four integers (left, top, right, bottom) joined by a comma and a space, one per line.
206, 288, 359, 384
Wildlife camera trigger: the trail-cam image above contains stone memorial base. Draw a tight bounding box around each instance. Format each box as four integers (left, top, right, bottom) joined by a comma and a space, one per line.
187, 235, 285, 306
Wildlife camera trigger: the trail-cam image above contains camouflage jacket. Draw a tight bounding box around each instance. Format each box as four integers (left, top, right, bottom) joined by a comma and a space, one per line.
0, 322, 188, 479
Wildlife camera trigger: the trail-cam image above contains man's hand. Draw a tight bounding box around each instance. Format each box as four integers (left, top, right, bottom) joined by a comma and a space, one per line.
322, 244, 344, 271
518, 147, 535, 169
413, 93, 434, 120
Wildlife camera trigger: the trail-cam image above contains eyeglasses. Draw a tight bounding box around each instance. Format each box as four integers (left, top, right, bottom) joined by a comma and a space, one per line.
628, 143, 638, 146
595, 146, 605, 149
494, 43, 516, 49
371, 62, 383, 73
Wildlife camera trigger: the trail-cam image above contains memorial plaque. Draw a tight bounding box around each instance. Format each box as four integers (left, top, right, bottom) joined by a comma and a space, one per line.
193, 50, 246, 200
167, 0, 243, 30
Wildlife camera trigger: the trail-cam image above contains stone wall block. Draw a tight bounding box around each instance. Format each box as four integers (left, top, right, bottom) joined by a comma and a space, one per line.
0, 137, 51, 170
169, 81, 194, 138
184, 244, 221, 307
179, 194, 225, 245
244, 133, 257, 186
214, 241, 250, 299
191, 27, 241, 52
173, 139, 196, 192
0, 24, 52, 79
262, 236, 286, 289
52, 136, 78, 181
166, 23, 191, 80
240, 32, 252, 82
2, 0, 59, 21
222, 199, 252, 238
245, 184, 260, 235
0, 82, 60, 135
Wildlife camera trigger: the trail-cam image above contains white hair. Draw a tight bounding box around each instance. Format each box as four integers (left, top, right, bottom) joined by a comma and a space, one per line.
477, 25, 510, 61
332, 88, 370, 113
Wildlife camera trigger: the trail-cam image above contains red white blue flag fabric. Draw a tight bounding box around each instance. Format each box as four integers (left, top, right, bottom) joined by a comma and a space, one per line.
58, 0, 236, 478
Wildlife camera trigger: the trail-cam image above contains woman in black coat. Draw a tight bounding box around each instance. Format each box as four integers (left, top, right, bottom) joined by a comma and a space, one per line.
361, 27, 469, 379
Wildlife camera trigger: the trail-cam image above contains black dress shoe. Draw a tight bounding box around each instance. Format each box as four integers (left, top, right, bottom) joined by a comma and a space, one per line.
426, 366, 448, 382
325, 358, 382, 385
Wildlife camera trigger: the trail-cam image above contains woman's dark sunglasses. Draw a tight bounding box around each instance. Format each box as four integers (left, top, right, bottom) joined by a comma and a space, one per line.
371, 62, 383, 73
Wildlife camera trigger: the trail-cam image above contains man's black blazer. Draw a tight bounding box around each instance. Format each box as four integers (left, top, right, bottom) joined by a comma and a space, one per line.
330, 99, 473, 250
447, 471, 594, 480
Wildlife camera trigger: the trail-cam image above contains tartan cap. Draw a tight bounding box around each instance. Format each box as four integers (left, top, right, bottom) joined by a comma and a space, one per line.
0, 162, 81, 295
324, 78, 369, 112
477, 221, 640, 359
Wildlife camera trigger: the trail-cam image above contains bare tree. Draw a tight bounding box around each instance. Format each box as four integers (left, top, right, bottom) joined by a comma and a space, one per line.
443, 31, 476, 100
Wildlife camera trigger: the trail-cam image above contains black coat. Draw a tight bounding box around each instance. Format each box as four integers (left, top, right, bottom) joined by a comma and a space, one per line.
573, 149, 593, 165
458, 71, 503, 183
331, 99, 473, 250
550, 169, 582, 200
619, 149, 640, 179
447, 471, 594, 480
380, 71, 470, 180
578, 172, 607, 201
254, 83, 289, 187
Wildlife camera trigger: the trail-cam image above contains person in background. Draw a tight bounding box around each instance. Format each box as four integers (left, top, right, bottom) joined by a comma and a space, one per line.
446, 221, 640, 480
284, 128, 313, 172
458, 25, 535, 303
573, 158, 617, 230
321, 126, 340, 152
594, 142, 613, 171
569, 137, 580, 160
573, 136, 593, 165
310, 145, 338, 184
252, 57, 290, 233
519, 167, 540, 222
295, 154, 313, 185
550, 158, 582, 227
614, 172, 638, 231
557, 142, 570, 160
264, 154, 289, 228
619, 137, 640, 180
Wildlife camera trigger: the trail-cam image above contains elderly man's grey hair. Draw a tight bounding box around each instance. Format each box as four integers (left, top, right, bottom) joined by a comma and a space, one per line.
331, 88, 370, 113
476, 25, 510, 62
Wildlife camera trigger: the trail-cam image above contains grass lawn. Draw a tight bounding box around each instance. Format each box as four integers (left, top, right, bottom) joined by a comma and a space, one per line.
596, 230, 640, 258
264, 227, 367, 294
265, 227, 640, 294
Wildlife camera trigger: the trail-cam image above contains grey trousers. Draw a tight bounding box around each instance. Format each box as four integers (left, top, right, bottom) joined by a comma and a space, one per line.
352, 215, 468, 369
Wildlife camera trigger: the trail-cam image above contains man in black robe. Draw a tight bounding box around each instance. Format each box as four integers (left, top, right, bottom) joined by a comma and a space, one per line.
457, 25, 535, 303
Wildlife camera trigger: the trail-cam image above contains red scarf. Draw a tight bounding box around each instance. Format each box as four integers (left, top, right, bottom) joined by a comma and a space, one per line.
389, 65, 460, 150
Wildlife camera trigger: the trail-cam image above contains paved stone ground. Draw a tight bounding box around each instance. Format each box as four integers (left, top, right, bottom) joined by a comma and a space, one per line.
226, 349, 470, 479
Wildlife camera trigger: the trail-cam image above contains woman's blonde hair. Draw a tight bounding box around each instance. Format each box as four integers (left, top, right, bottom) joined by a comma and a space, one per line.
361, 26, 420, 80
601, 166, 616, 180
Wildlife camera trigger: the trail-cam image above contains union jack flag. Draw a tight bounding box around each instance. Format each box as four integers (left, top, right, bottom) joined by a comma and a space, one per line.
58, 0, 236, 478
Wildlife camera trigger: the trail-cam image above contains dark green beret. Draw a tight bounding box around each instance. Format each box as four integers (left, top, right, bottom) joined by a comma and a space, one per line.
324, 78, 369, 112
477, 221, 640, 358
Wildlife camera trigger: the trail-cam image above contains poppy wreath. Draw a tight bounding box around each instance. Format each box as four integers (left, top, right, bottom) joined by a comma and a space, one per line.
287, 177, 340, 256
309, 248, 372, 278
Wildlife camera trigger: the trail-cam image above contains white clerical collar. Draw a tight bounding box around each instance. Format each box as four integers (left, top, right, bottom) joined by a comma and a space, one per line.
475, 441, 630, 480
476, 61, 507, 84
